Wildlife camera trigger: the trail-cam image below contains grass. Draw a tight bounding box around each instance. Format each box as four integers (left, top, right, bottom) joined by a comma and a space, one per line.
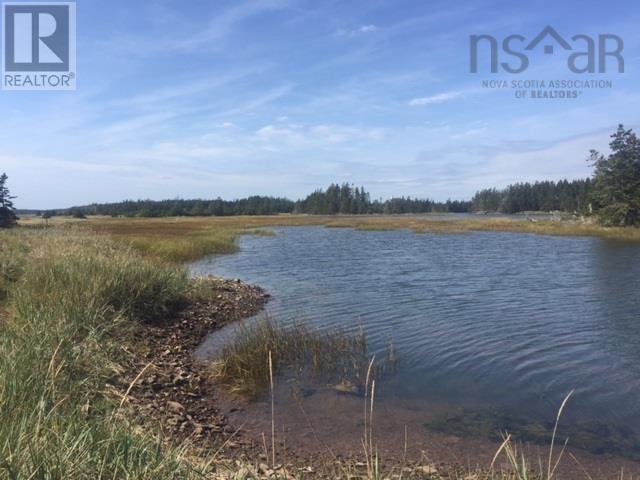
0, 227, 213, 478
209, 317, 393, 400
19, 215, 640, 265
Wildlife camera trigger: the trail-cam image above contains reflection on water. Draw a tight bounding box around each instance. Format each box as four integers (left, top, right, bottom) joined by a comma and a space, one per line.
191, 227, 640, 457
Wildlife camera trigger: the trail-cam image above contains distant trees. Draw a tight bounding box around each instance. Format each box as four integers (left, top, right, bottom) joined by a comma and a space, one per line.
71, 209, 87, 219
295, 183, 371, 214
589, 125, 640, 226
471, 179, 592, 214
64, 196, 297, 218
0, 173, 18, 228
39, 148, 639, 222
294, 183, 472, 215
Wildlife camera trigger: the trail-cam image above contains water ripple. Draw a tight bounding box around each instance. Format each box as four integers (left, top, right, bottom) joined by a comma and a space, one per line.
192, 226, 640, 434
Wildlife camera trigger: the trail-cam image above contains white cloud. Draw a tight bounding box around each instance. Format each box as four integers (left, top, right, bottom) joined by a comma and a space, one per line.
337, 24, 378, 37
255, 123, 386, 148
359, 25, 377, 33
409, 91, 464, 106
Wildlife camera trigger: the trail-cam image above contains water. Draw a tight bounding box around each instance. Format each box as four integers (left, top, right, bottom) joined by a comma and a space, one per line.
191, 226, 640, 456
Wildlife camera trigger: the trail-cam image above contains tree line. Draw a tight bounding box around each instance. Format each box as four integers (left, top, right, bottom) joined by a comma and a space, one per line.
471, 179, 592, 214
2, 125, 639, 227
44, 184, 472, 217
54, 180, 591, 219
294, 183, 471, 215
67, 196, 297, 218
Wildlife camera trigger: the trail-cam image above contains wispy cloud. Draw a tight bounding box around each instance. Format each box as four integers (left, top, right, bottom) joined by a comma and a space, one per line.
337, 24, 378, 37
409, 91, 465, 106
100, 0, 293, 57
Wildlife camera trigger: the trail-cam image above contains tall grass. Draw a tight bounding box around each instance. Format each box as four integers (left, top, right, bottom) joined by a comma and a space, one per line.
0, 231, 30, 301
210, 317, 386, 400
0, 228, 209, 478
490, 392, 575, 480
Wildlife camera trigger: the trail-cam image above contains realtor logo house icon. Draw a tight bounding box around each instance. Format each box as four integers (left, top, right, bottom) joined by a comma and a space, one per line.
2, 1, 76, 90
525, 26, 572, 55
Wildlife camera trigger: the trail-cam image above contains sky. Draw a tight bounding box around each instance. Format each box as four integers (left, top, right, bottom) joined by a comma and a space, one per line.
1, 0, 639, 209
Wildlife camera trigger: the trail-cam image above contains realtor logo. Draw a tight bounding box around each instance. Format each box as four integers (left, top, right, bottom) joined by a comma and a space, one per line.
470, 25, 624, 74
2, 1, 76, 90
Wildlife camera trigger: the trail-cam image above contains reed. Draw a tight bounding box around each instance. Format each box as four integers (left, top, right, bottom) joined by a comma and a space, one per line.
209, 317, 385, 400
490, 391, 575, 480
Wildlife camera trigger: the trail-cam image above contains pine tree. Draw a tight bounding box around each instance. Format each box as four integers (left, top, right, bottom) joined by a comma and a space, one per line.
0, 173, 18, 228
589, 125, 640, 226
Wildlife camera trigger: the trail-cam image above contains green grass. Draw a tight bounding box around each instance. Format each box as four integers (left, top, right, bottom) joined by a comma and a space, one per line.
0, 227, 212, 479
210, 317, 385, 400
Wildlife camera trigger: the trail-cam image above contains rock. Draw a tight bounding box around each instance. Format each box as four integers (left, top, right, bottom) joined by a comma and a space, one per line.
166, 400, 185, 413
333, 379, 360, 395
418, 465, 438, 475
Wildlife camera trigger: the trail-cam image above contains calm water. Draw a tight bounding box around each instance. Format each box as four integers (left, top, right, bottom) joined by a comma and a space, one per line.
192, 227, 640, 455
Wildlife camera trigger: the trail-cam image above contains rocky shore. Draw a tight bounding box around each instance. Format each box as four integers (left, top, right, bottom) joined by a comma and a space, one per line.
115, 277, 269, 451
110, 277, 471, 479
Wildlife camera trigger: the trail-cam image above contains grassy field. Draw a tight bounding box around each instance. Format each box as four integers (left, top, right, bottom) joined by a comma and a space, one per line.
19, 214, 640, 263
3, 219, 639, 478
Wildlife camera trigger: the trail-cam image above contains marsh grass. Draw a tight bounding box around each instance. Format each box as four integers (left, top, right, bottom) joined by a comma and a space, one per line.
19, 215, 640, 265
0, 227, 213, 478
210, 317, 393, 400
0, 231, 30, 300
17, 215, 640, 270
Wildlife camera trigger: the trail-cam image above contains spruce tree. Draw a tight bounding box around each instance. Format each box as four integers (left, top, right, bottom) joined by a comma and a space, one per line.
589, 125, 640, 226
0, 173, 18, 228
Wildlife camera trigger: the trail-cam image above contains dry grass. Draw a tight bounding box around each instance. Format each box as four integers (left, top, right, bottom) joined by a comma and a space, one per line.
18, 214, 640, 264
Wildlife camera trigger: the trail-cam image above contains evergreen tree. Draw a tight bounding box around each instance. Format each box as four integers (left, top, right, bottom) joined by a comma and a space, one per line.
0, 173, 18, 228
589, 125, 640, 226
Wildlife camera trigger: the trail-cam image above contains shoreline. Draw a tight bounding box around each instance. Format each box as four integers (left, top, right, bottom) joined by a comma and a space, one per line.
4, 223, 640, 478
117, 277, 269, 451
117, 275, 640, 479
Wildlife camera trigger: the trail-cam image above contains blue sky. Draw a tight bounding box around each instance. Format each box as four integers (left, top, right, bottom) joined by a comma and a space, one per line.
1, 0, 639, 209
